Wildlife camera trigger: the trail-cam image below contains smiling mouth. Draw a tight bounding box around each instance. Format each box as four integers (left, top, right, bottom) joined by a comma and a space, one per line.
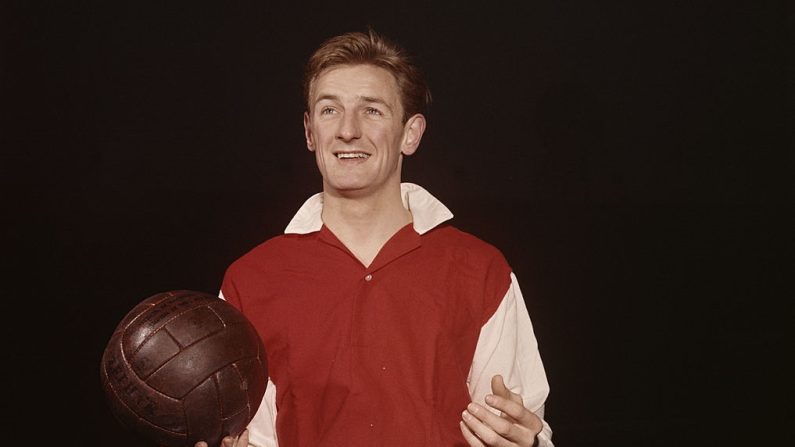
335, 152, 370, 160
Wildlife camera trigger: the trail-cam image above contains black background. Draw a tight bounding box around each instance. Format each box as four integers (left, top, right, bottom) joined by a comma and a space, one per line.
2, 1, 791, 446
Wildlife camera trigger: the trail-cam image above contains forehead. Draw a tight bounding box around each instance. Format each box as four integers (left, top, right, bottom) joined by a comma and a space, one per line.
310, 64, 401, 105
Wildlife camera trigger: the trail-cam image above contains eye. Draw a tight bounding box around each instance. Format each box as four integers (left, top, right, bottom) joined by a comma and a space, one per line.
365, 107, 383, 116
319, 106, 336, 115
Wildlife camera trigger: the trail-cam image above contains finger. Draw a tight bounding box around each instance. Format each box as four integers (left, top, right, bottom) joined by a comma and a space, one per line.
489, 375, 527, 426
486, 393, 543, 434
236, 429, 250, 447
486, 393, 526, 422
460, 420, 487, 447
194, 443, 208, 447
220, 429, 249, 447
463, 404, 516, 446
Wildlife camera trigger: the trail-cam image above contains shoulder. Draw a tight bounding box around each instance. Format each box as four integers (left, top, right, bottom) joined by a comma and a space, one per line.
422, 225, 513, 292
423, 225, 514, 324
423, 224, 510, 269
225, 233, 313, 278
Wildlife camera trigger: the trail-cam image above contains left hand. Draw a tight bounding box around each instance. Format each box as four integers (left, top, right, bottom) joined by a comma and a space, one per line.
193, 429, 249, 447
460, 375, 543, 446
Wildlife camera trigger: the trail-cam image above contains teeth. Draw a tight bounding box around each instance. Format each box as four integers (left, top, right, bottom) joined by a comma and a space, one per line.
336, 153, 369, 159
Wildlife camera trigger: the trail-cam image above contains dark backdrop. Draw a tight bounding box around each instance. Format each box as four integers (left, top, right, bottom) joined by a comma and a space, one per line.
3, 1, 791, 446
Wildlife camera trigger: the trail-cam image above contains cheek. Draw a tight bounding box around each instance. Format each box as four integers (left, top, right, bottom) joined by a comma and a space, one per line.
314, 150, 330, 175
367, 125, 398, 145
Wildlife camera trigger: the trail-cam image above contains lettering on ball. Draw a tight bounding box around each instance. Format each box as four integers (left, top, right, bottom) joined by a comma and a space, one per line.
106, 356, 157, 414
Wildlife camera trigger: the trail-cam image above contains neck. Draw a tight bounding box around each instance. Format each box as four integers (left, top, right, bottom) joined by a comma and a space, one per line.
321, 184, 412, 266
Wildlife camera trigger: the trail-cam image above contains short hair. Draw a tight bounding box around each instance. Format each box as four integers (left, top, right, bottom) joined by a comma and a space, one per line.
303, 28, 432, 122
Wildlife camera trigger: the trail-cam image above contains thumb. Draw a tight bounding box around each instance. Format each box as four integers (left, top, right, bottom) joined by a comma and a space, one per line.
491, 374, 509, 398
491, 374, 523, 405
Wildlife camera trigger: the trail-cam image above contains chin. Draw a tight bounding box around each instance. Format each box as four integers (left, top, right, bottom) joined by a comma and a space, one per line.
324, 174, 395, 196
325, 180, 369, 194
325, 174, 372, 190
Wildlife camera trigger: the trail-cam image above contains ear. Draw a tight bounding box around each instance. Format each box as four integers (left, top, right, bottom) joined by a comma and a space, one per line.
303, 111, 315, 151
401, 113, 426, 156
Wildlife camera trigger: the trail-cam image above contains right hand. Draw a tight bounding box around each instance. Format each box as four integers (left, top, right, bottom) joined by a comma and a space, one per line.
193, 429, 249, 447
460, 376, 542, 446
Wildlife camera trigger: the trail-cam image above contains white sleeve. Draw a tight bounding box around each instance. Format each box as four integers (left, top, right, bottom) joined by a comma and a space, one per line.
245, 378, 279, 447
219, 291, 280, 447
468, 272, 554, 446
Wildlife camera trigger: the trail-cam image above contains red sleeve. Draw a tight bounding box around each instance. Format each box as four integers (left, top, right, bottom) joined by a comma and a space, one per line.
220, 265, 244, 312
480, 248, 513, 327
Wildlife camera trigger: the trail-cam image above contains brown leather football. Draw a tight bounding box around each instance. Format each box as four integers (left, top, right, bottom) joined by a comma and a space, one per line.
100, 290, 267, 447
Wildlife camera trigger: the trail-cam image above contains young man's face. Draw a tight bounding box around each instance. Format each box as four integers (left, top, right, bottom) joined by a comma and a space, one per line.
304, 64, 425, 198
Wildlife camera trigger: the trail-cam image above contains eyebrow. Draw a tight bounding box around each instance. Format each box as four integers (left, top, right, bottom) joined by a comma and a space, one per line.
359, 96, 393, 111
314, 94, 394, 112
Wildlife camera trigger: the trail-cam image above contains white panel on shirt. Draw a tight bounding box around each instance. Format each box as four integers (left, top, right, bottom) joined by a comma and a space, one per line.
468, 273, 554, 446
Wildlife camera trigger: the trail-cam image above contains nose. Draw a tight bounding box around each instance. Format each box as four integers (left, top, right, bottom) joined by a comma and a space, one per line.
336, 112, 361, 142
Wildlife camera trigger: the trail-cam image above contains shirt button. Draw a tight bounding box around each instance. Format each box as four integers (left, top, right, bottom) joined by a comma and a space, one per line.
381, 365, 387, 371
365, 274, 373, 281
369, 423, 375, 428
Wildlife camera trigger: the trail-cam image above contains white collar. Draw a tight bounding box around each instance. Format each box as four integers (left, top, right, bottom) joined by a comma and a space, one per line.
284, 183, 454, 235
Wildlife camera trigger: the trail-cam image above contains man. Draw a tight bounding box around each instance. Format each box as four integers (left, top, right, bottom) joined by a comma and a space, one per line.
208, 29, 553, 446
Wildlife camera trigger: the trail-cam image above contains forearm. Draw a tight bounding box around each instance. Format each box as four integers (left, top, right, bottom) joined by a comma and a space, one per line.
468, 272, 554, 446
